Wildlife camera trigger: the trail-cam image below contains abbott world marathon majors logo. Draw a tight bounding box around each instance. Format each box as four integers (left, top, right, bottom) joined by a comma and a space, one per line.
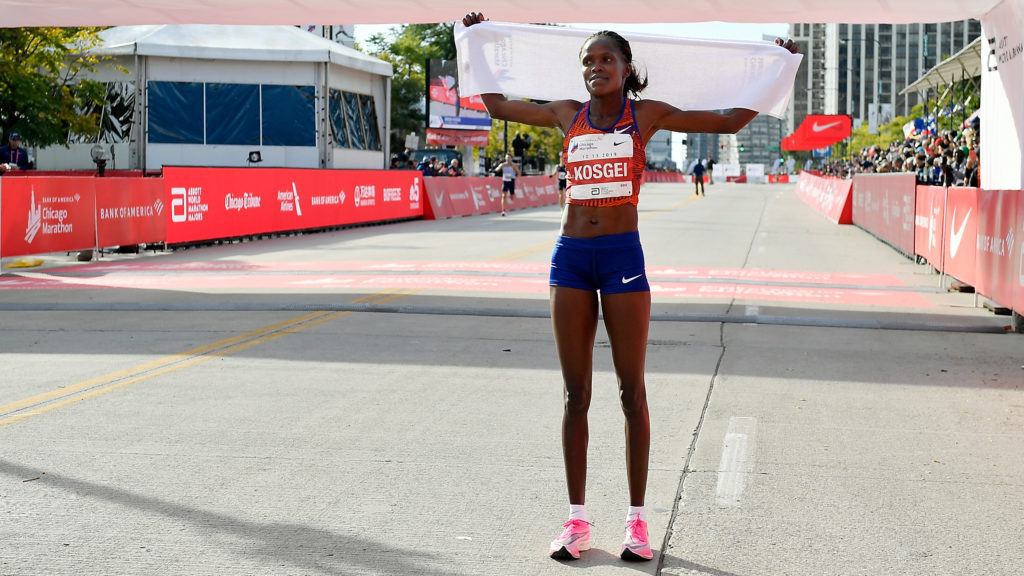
171, 186, 209, 223
24, 187, 77, 244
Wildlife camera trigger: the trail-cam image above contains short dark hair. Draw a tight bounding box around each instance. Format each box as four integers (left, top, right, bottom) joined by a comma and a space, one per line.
581, 30, 648, 99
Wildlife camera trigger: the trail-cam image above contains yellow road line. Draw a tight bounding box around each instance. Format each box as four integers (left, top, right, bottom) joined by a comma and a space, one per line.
0, 311, 348, 428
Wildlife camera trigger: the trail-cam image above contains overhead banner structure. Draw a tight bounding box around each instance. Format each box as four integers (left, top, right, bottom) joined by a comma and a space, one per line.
781, 115, 852, 151
455, 21, 802, 119
981, 0, 1024, 190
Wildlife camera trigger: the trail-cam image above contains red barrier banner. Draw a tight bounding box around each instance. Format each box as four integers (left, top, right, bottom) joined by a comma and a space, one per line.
852, 173, 916, 255
422, 176, 558, 219
642, 171, 687, 183
162, 167, 423, 244
942, 186, 978, 286
975, 189, 1018, 307
767, 174, 790, 183
913, 185, 945, 269
95, 178, 166, 247
794, 171, 853, 224
1015, 199, 1024, 314
1, 176, 96, 258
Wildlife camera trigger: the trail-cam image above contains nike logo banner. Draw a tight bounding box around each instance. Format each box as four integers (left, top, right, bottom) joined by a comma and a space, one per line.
781, 114, 852, 151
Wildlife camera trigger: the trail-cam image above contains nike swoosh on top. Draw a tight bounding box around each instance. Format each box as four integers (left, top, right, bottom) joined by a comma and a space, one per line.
812, 121, 842, 132
949, 207, 972, 258
622, 274, 643, 284
614, 126, 631, 134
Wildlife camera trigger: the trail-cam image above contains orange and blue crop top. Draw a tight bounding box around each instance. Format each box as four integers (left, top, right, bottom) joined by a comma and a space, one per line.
562, 99, 646, 208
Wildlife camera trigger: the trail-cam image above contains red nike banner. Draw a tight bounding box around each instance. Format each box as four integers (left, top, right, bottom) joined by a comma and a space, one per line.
852, 173, 916, 256
942, 186, 978, 286
781, 115, 852, 151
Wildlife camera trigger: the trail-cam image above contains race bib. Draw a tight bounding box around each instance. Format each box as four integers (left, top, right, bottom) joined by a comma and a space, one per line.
566, 133, 633, 200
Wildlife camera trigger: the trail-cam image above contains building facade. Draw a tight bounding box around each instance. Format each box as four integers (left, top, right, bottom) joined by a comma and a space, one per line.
787, 21, 982, 133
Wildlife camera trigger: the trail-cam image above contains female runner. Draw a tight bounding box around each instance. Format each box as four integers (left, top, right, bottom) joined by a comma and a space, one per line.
462, 12, 798, 561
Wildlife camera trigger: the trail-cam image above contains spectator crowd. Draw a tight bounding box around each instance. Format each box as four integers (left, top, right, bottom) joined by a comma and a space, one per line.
815, 120, 980, 188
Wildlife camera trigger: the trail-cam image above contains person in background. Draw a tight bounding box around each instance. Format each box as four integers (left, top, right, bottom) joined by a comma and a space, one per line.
493, 153, 520, 216
705, 155, 715, 184
1, 132, 31, 171
964, 150, 980, 188
448, 158, 465, 177
555, 157, 568, 208
417, 156, 435, 177
691, 158, 705, 196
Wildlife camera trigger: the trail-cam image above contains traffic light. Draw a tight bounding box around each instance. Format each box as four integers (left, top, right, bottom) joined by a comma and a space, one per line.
739, 144, 745, 152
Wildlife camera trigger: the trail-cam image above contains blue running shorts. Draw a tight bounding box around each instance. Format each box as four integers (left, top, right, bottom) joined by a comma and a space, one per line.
549, 231, 650, 294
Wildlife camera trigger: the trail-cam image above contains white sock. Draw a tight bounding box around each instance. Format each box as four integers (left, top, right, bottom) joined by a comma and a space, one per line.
627, 505, 646, 522
569, 504, 588, 523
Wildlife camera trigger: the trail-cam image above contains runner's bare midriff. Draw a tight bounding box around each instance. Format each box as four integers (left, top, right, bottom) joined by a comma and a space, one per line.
560, 203, 638, 238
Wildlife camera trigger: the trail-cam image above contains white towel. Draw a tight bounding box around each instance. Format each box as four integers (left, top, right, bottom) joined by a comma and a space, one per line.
455, 21, 802, 119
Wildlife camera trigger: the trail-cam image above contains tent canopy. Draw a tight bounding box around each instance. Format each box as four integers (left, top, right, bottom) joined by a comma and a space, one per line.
0, 0, 1005, 28
900, 36, 982, 95
89, 25, 392, 77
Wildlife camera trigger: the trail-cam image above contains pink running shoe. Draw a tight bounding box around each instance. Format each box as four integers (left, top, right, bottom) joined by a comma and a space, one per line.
549, 518, 591, 560
620, 517, 653, 561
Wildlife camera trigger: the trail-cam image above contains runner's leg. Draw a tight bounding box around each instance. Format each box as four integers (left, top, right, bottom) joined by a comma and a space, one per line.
600, 290, 651, 506
551, 285, 599, 505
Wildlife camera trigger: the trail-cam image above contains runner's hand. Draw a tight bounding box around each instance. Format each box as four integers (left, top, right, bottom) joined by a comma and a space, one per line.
775, 38, 799, 54
462, 12, 487, 26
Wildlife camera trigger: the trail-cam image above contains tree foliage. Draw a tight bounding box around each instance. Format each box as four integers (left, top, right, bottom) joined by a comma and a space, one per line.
483, 118, 564, 167
0, 27, 110, 148
361, 23, 456, 153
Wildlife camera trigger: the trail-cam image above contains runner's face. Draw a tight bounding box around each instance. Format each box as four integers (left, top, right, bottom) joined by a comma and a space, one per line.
581, 38, 627, 96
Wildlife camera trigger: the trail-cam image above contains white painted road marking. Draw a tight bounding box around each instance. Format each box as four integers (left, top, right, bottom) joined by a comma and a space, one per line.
716, 416, 757, 507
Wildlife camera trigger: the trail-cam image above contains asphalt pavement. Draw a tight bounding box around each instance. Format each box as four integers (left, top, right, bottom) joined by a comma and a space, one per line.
1, 181, 1021, 576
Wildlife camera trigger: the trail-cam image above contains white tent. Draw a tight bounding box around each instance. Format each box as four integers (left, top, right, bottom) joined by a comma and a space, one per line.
39, 25, 393, 171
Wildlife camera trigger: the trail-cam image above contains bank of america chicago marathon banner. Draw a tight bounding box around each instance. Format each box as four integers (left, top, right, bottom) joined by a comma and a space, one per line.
0, 176, 165, 259
162, 167, 424, 244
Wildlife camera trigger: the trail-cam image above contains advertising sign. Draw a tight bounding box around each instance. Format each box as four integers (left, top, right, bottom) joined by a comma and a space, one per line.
852, 173, 916, 256
0, 176, 96, 258
163, 167, 423, 244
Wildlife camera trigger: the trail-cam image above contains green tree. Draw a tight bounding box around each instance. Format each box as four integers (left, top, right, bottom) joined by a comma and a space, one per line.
483, 118, 564, 169
0, 27, 109, 148
361, 23, 456, 153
